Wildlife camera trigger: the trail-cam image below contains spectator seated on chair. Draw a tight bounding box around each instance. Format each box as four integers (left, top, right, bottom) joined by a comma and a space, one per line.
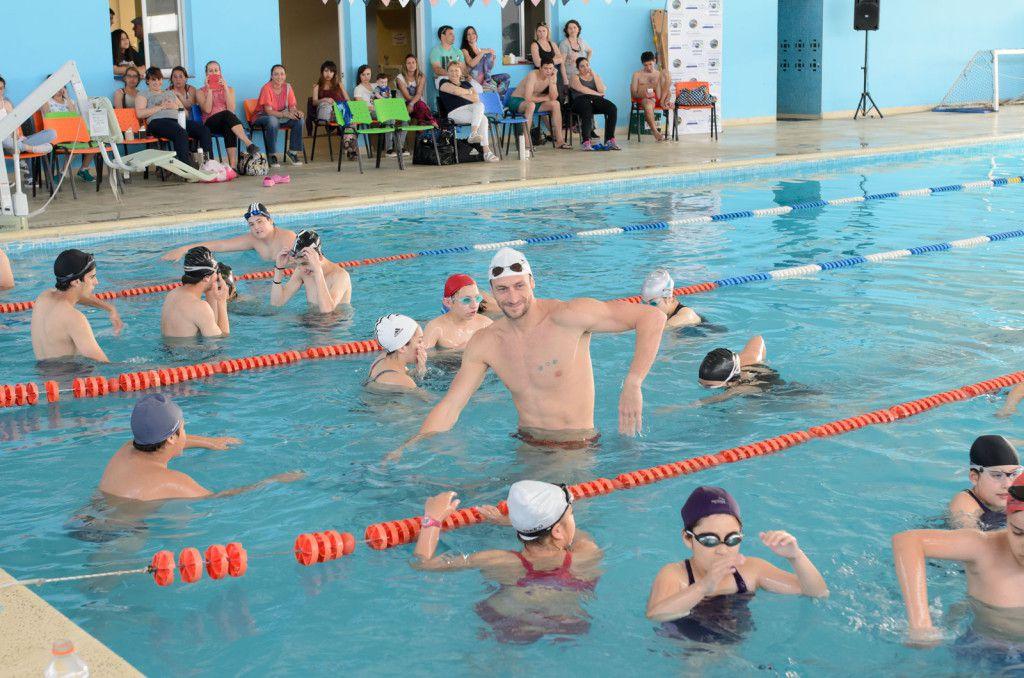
429, 25, 464, 87
438, 60, 499, 163
395, 54, 438, 127
41, 80, 97, 182
569, 58, 618, 151
1, 75, 55, 155
135, 66, 213, 167
169, 66, 197, 109
630, 51, 671, 142
196, 60, 260, 170
373, 74, 391, 100
353, 64, 407, 157
253, 64, 306, 168
113, 67, 141, 109
461, 26, 509, 95
508, 60, 569, 150
312, 59, 357, 160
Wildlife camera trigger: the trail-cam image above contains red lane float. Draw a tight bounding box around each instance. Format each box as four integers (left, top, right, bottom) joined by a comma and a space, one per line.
294, 530, 356, 566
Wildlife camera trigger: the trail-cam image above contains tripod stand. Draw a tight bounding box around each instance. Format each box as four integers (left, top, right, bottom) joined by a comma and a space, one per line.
854, 30, 882, 119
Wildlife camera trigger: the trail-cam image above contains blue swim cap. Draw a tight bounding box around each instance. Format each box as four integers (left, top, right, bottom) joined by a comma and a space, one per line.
131, 394, 183, 447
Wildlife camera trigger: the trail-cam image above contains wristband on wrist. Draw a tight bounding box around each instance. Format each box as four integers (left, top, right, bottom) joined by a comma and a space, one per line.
421, 516, 442, 529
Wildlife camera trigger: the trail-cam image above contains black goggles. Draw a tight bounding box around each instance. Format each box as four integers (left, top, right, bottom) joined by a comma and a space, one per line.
56, 257, 96, 285
686, 530, 743, 548
517, 484, 574, 538
491, 262, 525, 278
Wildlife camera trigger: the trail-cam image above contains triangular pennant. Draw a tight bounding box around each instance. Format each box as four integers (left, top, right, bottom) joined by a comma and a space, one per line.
561, 0, 571, 5
465, 0, 475, 6
513, 0, 524, 5
380, 0, 390, 5
498, 0, 509, 6
530, 0, 541, 5
398, 0, 409, 5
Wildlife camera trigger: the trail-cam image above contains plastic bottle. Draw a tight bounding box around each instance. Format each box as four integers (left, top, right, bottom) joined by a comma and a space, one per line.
518, 133, 528, 161
44, 639, 89, 678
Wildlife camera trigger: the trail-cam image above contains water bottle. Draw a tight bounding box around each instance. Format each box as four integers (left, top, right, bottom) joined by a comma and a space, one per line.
44, 639, 89, 677
517, 133, 528, 161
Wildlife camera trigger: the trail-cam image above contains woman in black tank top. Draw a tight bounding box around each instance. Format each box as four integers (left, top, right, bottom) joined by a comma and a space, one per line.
530, 23, 567, 84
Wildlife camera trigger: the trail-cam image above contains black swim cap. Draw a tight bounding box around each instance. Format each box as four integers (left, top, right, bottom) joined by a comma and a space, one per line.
183, 246, 217, 277
970, 435, 1020, 468
291, 229, 322, 257
699, 348, 738, 382
54, 249, 96, 289
217, 262, 237, 299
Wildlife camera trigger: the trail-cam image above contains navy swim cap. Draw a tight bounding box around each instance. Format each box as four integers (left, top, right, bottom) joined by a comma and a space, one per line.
681, 486, 741, 531
131, 394, 183, 447
970, 435, 1020, 468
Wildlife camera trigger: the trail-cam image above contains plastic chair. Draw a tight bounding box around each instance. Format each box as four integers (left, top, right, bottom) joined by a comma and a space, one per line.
564, 90, 610, 148
627, 95, 669, 143
189, 103, 226, 161
375, 97, 437, 168
502, 87, 554, 153
334, 100, 395, 174
245, 98, 307, 165
478, 91, 510, 160
310, 100, 341, 162
43, 112, 105, 199
671, 81, 718, 141
5, 110, 54, 198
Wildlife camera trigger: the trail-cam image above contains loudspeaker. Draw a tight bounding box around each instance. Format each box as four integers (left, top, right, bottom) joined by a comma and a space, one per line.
854, 0, 879, 31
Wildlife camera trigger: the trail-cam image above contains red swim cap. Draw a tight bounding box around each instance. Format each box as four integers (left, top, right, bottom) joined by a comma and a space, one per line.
1008, 475, 1024, 515
443, 274, 475, 298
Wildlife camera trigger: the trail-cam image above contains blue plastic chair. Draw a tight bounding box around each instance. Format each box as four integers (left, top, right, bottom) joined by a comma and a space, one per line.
189, 103, 227, 161
501, 88, 554, 155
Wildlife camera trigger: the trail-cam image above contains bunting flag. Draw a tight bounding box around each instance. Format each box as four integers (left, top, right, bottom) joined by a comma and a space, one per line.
465, 0, 475, 5
380, 0, 390, 5
530, 0, 541, 5
498, 0, 509, 6
397, 0, 409, 5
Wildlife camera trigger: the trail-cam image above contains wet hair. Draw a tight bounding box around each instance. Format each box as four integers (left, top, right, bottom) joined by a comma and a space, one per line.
699, 348, 737, 383
144, 66, 163, 82
356, 65, 371, 82
461, 26, 479, 59
132, 439, 167, 453
317, 60, 341, 90
563, 19, 582, 37
111, 29, 131, 65
641, 51, 656, 64
437, 25, 453, 40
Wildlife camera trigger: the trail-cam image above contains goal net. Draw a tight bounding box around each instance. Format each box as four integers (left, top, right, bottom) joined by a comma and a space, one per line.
935, 49, 1024, 112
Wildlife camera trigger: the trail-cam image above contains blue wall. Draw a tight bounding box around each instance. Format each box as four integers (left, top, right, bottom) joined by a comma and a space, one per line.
821, 1, 1024, 113
0, 0, 111, 105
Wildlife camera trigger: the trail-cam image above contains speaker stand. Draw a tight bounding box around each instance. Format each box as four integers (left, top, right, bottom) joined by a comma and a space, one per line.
854, 30, 882, 119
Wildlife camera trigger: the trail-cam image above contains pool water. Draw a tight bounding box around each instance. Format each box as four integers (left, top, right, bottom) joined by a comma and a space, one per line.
3, 145, 1024, 675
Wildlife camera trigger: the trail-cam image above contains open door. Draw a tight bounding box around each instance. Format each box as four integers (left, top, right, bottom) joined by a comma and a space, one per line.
279, 0, 342, 94
366, 2, 417, 82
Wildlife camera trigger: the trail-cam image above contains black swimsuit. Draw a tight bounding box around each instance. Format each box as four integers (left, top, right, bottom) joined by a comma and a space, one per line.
658, 560, 755, 644
964, 489, 1006, 530
364, 358, 403, 387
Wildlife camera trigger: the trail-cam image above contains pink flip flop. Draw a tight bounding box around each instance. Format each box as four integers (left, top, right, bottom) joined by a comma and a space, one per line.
271, 175, 291, 184
262, 176, 275, 187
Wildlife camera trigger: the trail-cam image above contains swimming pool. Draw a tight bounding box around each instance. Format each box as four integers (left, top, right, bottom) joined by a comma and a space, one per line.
3, 143, 1024, 675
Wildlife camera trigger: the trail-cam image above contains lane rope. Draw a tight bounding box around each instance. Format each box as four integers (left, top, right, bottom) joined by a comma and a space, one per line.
1, 228, 1021, 410
0, 175, 1021, 315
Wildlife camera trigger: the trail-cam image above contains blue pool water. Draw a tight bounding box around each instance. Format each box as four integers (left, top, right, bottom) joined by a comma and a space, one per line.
3, 144, 1024, 674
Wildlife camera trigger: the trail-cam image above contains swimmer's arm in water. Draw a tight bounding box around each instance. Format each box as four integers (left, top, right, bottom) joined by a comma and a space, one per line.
947, 493, 983, 530
161, 234, 256, 261
422, 319, 442, 351
892, 528, 985, 642
78, 295, 123, 335
558, 298, 666, 436
206, 470, 305, 499
997, 383, 1024, 417
69, 312, 109, 363
645, 556, 743, 621
668, 306, 702, 327
184, 434, 241, 451
0, 248, 13, 291
415, 338, 488, 432
738, 335, 766, 366
748, 531, 828, 597
411, 492, 513, 571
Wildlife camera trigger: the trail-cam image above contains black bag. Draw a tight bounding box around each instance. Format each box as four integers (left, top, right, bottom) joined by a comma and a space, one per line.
675, 84, 716, 107
412, 128, 456, 165
456, 139, 483, 163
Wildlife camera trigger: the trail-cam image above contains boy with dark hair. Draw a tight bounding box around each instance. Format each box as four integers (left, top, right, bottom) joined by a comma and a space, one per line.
630, 51, 671, 141
160, 246, 230, 338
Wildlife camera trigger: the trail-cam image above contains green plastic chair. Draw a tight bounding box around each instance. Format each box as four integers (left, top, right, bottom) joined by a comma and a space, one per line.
374, 97, 440, 168
334, 99, 396, 173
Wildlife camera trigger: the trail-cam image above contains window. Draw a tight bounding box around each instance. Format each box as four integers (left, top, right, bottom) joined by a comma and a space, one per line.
141, 0, 186, 74
500, 3, 548, 61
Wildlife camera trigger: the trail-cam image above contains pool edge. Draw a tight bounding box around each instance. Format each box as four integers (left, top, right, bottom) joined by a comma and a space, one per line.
3, 130, 1024, 245
0, 567, 142, 676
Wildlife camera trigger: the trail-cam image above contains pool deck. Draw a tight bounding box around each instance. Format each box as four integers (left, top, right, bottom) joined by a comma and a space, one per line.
0, 568, 142, 675
3, 107, 1024, 244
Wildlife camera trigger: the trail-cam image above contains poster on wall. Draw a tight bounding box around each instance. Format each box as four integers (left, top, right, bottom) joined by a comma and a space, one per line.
665, 0, 722, 134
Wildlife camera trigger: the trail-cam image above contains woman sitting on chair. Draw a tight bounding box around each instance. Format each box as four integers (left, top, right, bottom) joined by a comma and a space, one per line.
438, 61, 499, 163
196, 60, 260, 169
169, 66, 197, 109
253, 64, 306, 168
312, 60, 357, 161
569, 58, 619, 151
136, 66, 213, 167
113, 66, 141, 109
395, 54, 438, 127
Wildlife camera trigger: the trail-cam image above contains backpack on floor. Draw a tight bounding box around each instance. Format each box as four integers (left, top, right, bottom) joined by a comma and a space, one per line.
237, 152, 269, 177
412, 128, 457, 166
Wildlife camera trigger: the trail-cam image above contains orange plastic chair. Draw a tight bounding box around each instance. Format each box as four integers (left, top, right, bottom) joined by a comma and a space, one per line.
627, 95, 669, 143
245, 97, 304, 162
43, 113, 105, 197
113, 108, 160, 146
671, 80, 718, 141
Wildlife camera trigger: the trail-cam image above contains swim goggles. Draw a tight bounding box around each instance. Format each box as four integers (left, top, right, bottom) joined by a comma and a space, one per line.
517, 483, 574, 540
491, 262, 525, 278
686, 530, 743, 548
56, 255, 96, 285
724, 353, 743, 383
456, 295, 484, 305
970, 465, 1024, 481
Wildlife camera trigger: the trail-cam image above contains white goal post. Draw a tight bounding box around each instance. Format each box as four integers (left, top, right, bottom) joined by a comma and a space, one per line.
935, 49, 1024, 112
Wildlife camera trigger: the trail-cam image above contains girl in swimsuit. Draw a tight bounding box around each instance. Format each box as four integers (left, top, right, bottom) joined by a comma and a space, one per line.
365, 314, 425, 391
646, 486, 828, 642
412, 482, 603, 643
949, 435, 1021, 530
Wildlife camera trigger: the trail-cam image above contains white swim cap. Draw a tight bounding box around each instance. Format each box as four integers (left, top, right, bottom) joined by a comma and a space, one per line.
489, 247, 533, 282
374, 314, 419, 353
507, 480, 572, 540
641, 268, 674, 302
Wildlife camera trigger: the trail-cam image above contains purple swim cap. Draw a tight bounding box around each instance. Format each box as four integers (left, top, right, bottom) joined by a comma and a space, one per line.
681, 486, 741, 530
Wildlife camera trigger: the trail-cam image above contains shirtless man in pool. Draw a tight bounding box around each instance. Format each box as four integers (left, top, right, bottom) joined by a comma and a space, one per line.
161, 202, 295, 262
390, 247, 665, 457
